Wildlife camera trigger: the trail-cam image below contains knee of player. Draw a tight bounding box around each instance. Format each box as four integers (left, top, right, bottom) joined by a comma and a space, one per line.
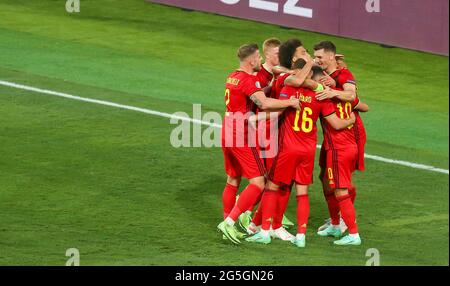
249, 176, 266, 190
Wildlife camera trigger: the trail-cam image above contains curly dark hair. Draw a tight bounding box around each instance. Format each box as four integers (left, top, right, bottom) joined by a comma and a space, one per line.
278, 39, 303, 69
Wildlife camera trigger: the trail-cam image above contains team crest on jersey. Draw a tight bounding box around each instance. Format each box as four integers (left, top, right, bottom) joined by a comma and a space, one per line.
255, 81, 261, 88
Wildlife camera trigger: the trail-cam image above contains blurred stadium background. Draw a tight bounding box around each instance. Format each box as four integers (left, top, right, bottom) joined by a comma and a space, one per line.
0, 0, 448, 265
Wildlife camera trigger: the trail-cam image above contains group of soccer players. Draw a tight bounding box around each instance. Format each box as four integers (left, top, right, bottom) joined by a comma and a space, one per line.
218, 37, 369, 247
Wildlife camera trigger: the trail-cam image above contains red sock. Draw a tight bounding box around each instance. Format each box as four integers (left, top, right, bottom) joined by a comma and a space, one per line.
272, 186, 290, 229
348, 185, 356, 204
228, 184, 263, 221
252, 203, 263, 226
325, 192, 340, 225
247, 189, 263, 212
260, 189, 278, 231
336, 194, 358, 234
296, 194, 310, 234
222, 183, 238, 219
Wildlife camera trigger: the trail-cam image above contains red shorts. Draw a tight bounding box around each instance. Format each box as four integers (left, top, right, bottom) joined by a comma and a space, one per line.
320, 147, 358, 189
354, 114, 366, 171
223, 146, 266, 179
268, 147, 315, 186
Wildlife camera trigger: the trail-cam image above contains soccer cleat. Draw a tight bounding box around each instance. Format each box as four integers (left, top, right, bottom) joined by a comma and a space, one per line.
238, 212, 252, 231
317, 218, 331, 231
317, 217, 348, 233
317, 225, 342, 238
272, 227, 295, 241
246, 223, 260, 235
245, 231, 271, 244
217, 221, 240, 244
223, 230, 247, 240
282, 215, 295, 229
291, 235, 306, 248
333, 234, 361, 246
235, 228, 248, 239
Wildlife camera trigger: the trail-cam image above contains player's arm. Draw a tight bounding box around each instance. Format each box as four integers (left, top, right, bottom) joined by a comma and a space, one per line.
249, 109, 284, 125
272, 65, 293, 75
302, 79, 324, 91
284, 60, 314, 87
318, 72, 336, 87
354, 100, 369, 112
262, 85, 272, 96
315, 84, 356, 102
250, 91, 300, 111
324, 112, 356, 130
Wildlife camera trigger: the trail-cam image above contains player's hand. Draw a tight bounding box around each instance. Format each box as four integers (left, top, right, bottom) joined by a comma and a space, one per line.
319, 72, 336, 87
349, 112, 356, 124
289, 96, 301, 110
300, 52, 313, 63
315, 87, 337, 101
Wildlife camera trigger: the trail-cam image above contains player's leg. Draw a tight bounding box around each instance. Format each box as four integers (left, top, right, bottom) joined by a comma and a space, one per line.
223, 176, 241, 219
245, 180, 278, 244
317, 174, 343, 238
272, 184, 294, 229
246, 148, 296, 244
348, 183, 356, 203
317, 146, 335, 231
218, 147, 265, 244
247, 202, 262, 234
238, 188, 262, 231
318, 149, 348, 236
271, 184, 295, 241
219, 178, 264, 244
333, 149, 361, 246
333, 188, 361, 245
221, 175, 265, 242
291, 184, 309, 248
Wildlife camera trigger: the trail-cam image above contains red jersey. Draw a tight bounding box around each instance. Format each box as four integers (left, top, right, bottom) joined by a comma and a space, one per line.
279, 86, 335, 151
271, 73, 290, 100
255, 65, 274, 89
330, 68, 366, 170
224, 70, 262, 114
330, 68, 356, 88
222, 70, 262, 147
321, 96, 360, 150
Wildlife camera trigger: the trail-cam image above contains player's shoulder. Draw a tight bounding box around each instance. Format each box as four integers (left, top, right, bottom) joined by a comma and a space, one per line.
279, 84, 298, 99
339, 68, 356, 81
258, 64, 272, 75
280, 73, 290, 81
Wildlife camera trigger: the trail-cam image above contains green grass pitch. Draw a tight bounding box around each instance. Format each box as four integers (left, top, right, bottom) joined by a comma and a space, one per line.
0, 0, 448, 265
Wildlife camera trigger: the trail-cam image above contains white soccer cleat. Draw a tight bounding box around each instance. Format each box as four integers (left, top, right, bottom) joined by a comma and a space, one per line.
317, 218, 331, 232
272, 227, 295, 241
246, 223, 260, 235
318, 217, 348, 233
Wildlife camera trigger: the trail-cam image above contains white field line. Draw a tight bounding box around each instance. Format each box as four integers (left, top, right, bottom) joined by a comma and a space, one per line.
0, 79, 448, 175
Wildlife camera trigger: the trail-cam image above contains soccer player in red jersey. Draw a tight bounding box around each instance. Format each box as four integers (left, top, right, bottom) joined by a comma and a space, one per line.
313, 41, 369, 245
255, 38, 281, 91
246, 63, 356, 247
217, 43, 301, 244
237, 38, 283, 230
247, 39, 316, 239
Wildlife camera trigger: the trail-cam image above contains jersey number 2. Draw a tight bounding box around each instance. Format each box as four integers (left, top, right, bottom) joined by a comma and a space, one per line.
225, 89, 230, 106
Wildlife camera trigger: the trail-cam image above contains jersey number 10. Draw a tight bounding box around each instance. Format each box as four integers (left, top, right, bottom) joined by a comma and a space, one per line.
337, 102, 354, 129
